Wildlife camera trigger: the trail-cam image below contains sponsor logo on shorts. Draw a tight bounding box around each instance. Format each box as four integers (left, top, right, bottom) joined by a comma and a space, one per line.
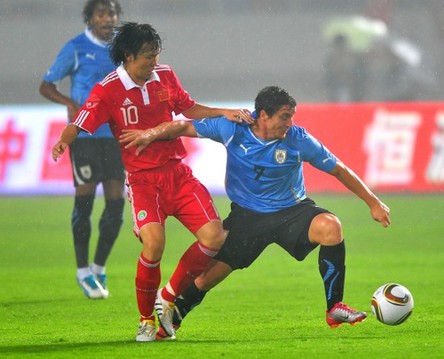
137, 210, 147, 221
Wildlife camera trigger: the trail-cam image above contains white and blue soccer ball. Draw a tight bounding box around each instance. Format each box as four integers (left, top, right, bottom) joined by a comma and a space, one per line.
371, 283, 414, 325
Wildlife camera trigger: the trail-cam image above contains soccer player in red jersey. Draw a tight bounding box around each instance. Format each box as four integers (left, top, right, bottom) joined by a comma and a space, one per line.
52, 22, 253, 342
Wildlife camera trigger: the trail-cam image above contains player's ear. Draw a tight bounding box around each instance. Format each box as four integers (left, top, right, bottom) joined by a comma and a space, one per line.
124, 52, 134, 63
258, 110, 268, 120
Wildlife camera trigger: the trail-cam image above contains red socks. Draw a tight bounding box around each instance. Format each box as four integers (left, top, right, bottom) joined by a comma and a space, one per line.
162, 241, 218, 302
135, 254, 160, 320
135, 241, 218, 319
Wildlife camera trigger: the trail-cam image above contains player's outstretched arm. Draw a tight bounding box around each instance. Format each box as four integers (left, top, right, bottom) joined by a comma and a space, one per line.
120, 120, 197, 155
183, 104, 254, 124
329, 161, 391, 227
52, 124, 81, 161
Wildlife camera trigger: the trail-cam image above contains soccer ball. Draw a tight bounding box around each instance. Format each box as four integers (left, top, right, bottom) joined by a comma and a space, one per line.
371, 283, 414, 325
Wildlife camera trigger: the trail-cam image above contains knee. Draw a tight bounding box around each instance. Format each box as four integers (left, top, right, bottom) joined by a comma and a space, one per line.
196, 222, 226, 250
309, 213, 343, 246
139, 224, 165, 260
211, 227, 226, 249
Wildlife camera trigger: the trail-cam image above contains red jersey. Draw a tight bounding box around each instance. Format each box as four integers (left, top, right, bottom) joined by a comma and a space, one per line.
73, 64, 196, 172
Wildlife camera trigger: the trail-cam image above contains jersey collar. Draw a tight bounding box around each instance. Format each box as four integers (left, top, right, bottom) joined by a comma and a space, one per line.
116, 65, 160, 90
84, 27, 109, 48
248, 127, 279, 146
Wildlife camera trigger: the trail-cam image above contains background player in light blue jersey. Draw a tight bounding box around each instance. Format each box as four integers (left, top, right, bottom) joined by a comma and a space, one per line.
120, 86, 391, 334
39, 0, 124, 299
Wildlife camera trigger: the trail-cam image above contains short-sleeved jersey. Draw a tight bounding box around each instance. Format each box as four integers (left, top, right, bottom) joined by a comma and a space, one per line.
43, 28, 116, 138
73, 64, 196, 173
192, 117, 338, 213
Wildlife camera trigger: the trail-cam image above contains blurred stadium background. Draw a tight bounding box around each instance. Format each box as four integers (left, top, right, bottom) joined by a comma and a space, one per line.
1, 0, 444, 196
1, 0, 444, 104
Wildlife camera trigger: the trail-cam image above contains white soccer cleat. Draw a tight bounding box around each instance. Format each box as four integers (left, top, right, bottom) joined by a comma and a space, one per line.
154, 288, 176, 337
77, 274, 107, 299
136, 320, 157, 342
94, 273, 109, 299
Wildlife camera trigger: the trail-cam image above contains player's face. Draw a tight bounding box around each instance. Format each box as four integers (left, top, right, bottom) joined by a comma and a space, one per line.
125, 44, 160, 85
89, 3, 119, 42
264, 105, 294, 140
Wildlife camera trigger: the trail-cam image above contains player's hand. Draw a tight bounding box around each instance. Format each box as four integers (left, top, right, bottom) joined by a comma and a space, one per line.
52, 141, 68, 162
120, 129, 155, 155
370, 200, 391, 228
223, 109, 254, 124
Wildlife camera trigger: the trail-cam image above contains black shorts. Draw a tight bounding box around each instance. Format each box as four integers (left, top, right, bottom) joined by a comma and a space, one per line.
215, 198, 332, 270
69, 138, 125, 187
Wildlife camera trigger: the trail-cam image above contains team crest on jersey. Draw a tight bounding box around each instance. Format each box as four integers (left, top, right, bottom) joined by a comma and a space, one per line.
137, 210, 147, 221
274, 149, 287, 164
158, 90, 170, 101
79, 165, 92, 179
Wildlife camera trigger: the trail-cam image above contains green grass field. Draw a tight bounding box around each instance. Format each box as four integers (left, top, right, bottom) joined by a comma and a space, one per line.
1, 194, 443, 358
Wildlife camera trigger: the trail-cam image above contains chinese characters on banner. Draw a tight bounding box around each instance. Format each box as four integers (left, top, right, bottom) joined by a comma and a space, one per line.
1, 103, 444, 195
296, 102, 444, 192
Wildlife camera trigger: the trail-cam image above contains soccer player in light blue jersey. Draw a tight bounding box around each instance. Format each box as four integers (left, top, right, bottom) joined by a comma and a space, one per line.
39, 0, 124, 299
120, 86, 391, 335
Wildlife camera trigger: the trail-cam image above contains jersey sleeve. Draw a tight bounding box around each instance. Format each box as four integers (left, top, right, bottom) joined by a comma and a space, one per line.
170, 69, 196, 115
72, 84, 111, 135
295, 128, 338, 172
43, 41, 76, 83
192, 117, 236, 145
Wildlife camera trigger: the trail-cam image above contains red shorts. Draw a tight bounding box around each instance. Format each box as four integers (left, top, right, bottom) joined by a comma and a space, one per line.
126, 160, 220, 237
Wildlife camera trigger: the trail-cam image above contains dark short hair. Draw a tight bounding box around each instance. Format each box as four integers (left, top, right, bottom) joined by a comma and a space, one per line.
82, 0, 122, 23
110, 22, 162, 65
255, 86, 297, 117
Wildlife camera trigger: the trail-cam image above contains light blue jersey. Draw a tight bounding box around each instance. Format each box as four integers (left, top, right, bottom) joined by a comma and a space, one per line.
193, 117, 337, 213
43, 28, 115, 138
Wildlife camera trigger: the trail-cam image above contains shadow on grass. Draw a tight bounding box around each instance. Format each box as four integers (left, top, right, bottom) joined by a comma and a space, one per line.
0, 298, 77, 308
0, 335, 382, 355
0, 341, 139, 354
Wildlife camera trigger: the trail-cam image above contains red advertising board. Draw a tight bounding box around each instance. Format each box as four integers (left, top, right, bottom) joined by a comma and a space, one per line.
1, 103, 444, 195
295, 102, 444, 193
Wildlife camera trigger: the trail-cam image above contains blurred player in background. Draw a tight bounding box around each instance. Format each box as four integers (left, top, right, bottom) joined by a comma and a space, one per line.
39, 0, 124, 299
120, 85, 391, 338
51, 22, 253, 342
